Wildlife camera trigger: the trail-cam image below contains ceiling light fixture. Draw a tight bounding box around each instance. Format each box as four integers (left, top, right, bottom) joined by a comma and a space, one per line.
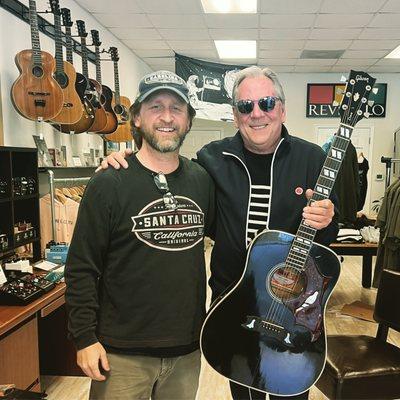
201, 0, 257, 14
385, 45, 400, 59
215, 40, 256, 59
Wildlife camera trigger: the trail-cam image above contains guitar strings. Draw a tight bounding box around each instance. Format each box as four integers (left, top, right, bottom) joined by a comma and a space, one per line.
261, 75, 367, 336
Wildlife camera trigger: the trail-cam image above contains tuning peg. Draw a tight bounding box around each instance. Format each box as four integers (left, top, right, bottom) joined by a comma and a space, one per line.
340, 75, 347, 82
364, 111, 371, 118
372, 87, 379, 94
368, 100, 375, 107
353, 93, 360, 101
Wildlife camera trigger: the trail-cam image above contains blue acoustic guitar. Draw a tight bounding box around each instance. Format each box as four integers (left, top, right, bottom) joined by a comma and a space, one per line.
200, 70, 376, 396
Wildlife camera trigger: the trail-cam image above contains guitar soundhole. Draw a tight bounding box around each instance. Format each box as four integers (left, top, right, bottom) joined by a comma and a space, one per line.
114, 104, 123, 115
268, 265, 306, 302
32, 66, 43, 78
54, 72, 69, 89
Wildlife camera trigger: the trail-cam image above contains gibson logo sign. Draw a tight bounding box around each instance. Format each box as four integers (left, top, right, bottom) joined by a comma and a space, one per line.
306, 83, 387, 118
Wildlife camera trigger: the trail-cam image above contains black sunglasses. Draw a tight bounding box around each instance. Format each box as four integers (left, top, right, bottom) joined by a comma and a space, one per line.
154, 172, 178, 210
234, 96, 280, 114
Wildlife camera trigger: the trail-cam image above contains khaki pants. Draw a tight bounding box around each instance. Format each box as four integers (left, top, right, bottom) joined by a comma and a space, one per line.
89, 350, 201, 400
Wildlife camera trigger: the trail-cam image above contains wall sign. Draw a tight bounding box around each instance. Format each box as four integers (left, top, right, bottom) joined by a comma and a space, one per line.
306, 83, 387, 118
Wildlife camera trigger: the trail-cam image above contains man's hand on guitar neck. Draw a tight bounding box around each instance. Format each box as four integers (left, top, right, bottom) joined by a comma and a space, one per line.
96, 148, 132, 172
303, 189, 334, 230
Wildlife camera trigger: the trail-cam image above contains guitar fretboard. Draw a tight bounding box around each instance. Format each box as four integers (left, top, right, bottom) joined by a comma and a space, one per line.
53, 13, 64, 73
286, 123, 353, 270
113, 60, 121, 105
95, 46, 102, 84
81, 37, 89, 78
65, 26, 73, 64
29, 0, 42, 66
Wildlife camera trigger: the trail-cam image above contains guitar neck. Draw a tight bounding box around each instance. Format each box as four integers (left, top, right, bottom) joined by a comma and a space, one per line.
288, 123, 354, 270
53, 13, 64, 73
95, 46, 102, 84
65, 27, 73, 64
81, 37, 89, 78
29, 0, 42, 66
113, 60, 121, 105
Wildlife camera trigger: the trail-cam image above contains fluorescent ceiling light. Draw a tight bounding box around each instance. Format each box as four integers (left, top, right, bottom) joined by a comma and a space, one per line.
215, 40, 256, 59
385, 45, 400, 59
201, 0, 257, 13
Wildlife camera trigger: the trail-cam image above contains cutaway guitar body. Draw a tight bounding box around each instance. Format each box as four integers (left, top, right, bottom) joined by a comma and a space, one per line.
97, 84, 118, 134
105, 95, 131, 142
87, 79, 107, 132
59, 72, 94, 133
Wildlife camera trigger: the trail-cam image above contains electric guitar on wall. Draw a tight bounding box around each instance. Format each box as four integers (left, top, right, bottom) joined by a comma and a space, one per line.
11, 0, 63, 121
104, 47, 132, 143
90, 29, 118, 134
59, 8, 95, 134
200, 70, 376, 396
49, 0, 83, 126
76, 20, 107, 133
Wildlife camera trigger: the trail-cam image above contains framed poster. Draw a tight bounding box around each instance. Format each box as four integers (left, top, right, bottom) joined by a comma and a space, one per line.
306, 82, 387, 118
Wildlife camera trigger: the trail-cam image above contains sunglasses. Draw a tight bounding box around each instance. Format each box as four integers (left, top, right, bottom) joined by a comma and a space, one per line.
234, 96, 280, 114
154, 172, 178, 211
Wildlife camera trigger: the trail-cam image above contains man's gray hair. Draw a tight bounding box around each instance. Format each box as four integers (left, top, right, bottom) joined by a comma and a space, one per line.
232, 66, 286, 107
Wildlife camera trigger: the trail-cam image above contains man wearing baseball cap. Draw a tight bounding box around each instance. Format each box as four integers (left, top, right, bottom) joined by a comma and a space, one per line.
65, 70, 215, 399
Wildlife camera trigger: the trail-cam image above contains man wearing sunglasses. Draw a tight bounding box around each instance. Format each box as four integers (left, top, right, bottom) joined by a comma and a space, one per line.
65, 70, 215, 400
101, 66, 338, 400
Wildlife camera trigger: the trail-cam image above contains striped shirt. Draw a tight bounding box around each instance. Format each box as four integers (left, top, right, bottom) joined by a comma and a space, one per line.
243, 148, 273, 246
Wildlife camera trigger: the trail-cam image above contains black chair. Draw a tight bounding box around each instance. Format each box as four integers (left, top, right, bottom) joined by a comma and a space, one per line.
316, 269, 400, 399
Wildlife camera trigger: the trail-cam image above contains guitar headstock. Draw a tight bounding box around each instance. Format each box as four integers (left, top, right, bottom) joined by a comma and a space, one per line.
76, 20, 87, 38
60, 8, 73, 27
91, 30, 101, 47
339, 70, 376, 127
49, 0, 60, 15
110, 47, 119, 62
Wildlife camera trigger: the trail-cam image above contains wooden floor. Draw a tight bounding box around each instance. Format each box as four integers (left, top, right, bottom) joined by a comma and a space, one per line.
41, 249, 400, 400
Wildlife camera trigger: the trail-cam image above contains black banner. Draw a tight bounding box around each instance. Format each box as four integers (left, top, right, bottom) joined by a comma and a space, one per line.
175, 54, 246, 121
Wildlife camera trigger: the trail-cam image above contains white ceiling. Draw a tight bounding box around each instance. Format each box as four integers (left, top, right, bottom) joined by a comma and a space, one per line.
74, 0, 400, 73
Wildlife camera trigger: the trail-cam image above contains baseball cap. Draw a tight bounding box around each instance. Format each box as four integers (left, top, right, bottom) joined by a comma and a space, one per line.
136, 70, 191, 104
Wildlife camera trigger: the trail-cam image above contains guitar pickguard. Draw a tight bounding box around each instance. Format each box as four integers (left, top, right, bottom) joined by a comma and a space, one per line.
284, 257, 330, 341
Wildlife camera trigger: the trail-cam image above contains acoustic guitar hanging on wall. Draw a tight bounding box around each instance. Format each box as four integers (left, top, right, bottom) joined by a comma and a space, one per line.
49, 0, 83, 126
104, 47, 132, 143
90, 29, 118, 135
58, 8, 95, 134
11, 0, 64, 121
76, 20, 107, 133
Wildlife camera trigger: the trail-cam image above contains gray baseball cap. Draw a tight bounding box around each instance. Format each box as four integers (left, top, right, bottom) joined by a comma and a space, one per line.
136, 70, 191, 104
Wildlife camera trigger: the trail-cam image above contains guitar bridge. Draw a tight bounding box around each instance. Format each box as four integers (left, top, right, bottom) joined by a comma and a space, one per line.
34, 100, 46, 107
241, 316, 291, 345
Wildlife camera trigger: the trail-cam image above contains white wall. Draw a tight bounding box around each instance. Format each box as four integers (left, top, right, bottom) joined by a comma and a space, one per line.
0, 0, 151, 164
191, 71, 400, 212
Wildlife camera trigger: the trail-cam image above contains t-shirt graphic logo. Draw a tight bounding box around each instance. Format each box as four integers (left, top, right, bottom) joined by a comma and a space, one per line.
132, 196, 204, 251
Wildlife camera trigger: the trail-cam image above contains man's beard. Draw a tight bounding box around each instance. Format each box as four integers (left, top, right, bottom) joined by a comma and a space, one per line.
139, 126, 188, 153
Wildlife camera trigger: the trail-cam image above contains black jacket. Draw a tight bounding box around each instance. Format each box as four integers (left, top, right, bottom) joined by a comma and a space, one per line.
197, 125, 339, 296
